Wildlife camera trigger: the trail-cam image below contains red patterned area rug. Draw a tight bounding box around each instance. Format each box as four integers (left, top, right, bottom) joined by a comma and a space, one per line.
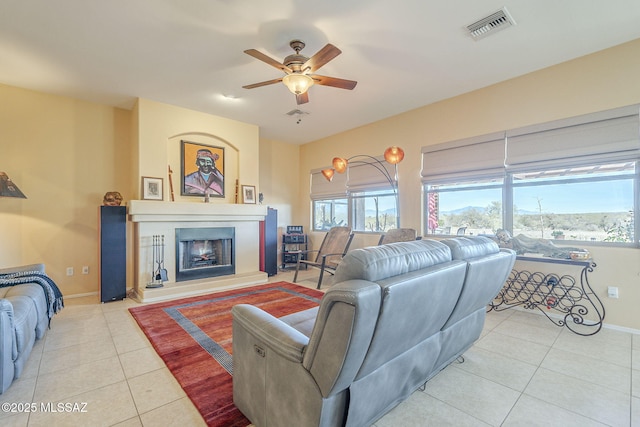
129, 282, 324, 427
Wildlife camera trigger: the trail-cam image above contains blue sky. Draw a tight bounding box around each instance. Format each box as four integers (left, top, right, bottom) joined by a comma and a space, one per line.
440, 180, 633, 214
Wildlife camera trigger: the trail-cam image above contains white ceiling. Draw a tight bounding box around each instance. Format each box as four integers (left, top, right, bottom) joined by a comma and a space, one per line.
2, 0, 640, 145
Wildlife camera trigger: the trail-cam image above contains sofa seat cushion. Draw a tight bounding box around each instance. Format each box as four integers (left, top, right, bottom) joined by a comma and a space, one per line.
5, 296, 37, 360
280, 307, 319, 337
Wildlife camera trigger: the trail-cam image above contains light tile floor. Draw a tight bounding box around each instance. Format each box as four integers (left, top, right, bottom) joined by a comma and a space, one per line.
1, 269, 639, 426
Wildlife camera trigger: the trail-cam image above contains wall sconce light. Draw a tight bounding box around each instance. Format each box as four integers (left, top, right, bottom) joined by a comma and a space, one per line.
0, 172, 27, 199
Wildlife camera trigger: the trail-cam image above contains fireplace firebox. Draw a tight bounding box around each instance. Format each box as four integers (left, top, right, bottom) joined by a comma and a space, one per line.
175, 227, 235, 282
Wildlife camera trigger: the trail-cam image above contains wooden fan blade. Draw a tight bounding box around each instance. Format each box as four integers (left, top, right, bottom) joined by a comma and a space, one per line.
311, 75, 358, 90
296, 92, 309, 105
242, 78, 283, 89
302, 44, 342, 73
244, 49, 292, 74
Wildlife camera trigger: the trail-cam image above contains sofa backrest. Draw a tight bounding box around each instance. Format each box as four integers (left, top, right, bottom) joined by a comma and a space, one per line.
334, 240, 469, 379
333, 239, 453, 283
302, 280, 381, 398
439, 237, 516, 328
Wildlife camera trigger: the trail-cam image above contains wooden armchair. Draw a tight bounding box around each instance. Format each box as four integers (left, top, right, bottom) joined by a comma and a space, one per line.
293, 226, 354, 289
377, 228, 418, 245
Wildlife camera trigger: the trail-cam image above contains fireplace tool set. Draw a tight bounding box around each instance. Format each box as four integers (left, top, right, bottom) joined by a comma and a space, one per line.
147, 235, 168, 288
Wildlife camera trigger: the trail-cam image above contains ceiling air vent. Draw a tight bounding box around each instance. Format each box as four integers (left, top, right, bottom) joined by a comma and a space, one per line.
286, 109, 308, 116
466, 7, 516, 41
286, 109, 309, 124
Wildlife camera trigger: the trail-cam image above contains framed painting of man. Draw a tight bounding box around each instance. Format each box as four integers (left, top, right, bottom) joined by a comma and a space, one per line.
181, 140, 225, 198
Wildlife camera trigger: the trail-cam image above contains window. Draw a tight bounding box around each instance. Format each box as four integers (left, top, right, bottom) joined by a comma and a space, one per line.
421, 104, 640, 246
426, 179, 503, 236
310, 167, 348, 231
424, 162, 637, 244
312, 189, 399, 232
351, 188, 398, 232
313, 198, 348, 231
511, 163, 635, 242
311, 156, 400, 232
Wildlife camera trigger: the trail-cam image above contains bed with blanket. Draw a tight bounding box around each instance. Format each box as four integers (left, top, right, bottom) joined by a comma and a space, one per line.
0, 263, 63, 394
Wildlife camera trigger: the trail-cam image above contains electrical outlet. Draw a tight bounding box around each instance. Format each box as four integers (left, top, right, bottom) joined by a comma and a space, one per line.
607, 286, 619, 298
66, 267, 74, 276
82, 266, 89, 275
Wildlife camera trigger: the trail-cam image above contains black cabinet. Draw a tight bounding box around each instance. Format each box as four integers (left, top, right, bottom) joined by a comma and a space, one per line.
260, 207, 278, 276
100, 206, 126, 302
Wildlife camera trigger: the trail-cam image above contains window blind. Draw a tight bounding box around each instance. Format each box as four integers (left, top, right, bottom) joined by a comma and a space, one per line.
506, 105, 640, 172
310, 167, 347, 200
421, 132, 506, 184
346, 156, 397, 192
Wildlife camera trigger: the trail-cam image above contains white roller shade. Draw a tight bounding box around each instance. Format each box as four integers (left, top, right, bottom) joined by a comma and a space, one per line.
310, 167, 347, 200
506, 105, 640, 172
421, 132, 506, 184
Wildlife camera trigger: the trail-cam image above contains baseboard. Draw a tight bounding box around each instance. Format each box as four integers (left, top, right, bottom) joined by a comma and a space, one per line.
64, 291, 99, 299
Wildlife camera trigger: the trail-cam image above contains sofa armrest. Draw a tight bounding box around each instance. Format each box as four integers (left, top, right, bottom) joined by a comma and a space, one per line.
0, 299, 14, 320
0, 264, 45, 275
232, 304, 309, 363
0, 299, 16, 394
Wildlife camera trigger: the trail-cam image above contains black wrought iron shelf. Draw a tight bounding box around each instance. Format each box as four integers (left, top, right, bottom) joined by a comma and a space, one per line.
488, 256, 606, 336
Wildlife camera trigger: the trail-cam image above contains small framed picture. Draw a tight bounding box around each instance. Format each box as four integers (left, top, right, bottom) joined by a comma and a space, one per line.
142, 177, 163, 200
242, 185, 256, 204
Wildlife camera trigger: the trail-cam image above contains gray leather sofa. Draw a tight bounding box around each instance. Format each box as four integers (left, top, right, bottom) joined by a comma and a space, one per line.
0, 263, 51, 394
232, 237, 516, 427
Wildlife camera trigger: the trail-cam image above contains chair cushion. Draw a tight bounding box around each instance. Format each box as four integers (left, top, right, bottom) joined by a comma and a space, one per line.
280, 307, 318, 337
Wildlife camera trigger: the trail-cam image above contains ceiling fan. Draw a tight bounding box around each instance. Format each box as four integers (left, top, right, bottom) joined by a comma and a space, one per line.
242, 40, 357, 105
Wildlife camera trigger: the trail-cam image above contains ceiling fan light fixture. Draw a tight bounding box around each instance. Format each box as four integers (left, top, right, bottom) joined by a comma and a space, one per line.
282, 73, 314, 95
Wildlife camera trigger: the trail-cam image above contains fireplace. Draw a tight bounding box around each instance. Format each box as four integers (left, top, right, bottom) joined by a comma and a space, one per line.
129, 201, 268, 303
175, 227, 235, 282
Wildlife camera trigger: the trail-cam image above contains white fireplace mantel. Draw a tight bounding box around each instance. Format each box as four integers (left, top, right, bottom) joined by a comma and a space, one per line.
128, 200, 267, 223
127, 200, 268, 303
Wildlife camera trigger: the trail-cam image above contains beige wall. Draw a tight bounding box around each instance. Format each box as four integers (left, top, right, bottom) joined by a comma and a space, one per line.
135, 98, 260, 203
258, 138, 300, 228
258, 138, 301, 265
0, 94, 263, 298
298, 38, 640, 330
0, 84, 131, 296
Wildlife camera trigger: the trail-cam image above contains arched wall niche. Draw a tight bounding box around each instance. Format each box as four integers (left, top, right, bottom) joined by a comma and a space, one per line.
167, 132, 240, 203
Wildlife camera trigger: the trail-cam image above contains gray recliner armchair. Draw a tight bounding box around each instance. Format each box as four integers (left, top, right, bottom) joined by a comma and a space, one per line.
232, 280, 381, 427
